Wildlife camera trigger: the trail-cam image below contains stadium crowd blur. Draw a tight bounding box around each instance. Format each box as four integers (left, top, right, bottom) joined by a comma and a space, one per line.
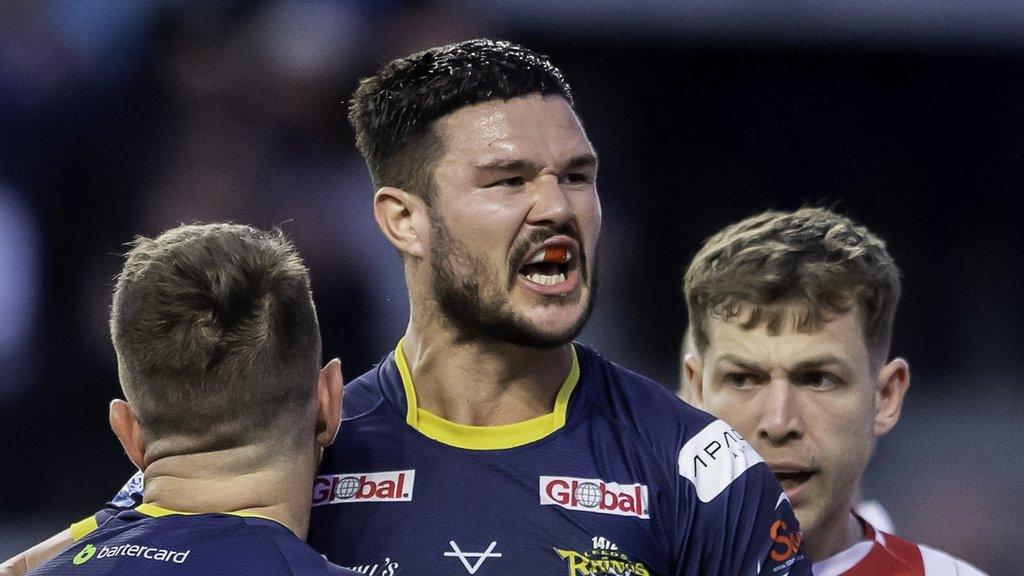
1, 1, 1021, 573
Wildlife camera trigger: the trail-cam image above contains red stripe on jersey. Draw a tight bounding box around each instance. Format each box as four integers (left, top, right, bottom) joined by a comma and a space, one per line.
841, 515, 924, 576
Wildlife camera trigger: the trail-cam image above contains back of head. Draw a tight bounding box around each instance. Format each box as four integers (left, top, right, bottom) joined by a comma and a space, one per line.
348, 38, 574, 199
110, 223, 321, 456
684, 207, 901, 365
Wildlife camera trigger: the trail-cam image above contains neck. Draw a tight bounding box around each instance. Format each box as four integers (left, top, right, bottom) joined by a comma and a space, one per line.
140, 444, 317, 538
402, 319, 573, 426
805, 506, 866, 562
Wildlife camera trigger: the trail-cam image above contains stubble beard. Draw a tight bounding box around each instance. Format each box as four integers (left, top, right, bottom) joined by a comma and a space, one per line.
428, 215, 597, 349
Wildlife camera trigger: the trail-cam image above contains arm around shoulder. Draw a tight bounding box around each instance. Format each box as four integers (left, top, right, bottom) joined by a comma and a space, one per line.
0, 528, 74, 576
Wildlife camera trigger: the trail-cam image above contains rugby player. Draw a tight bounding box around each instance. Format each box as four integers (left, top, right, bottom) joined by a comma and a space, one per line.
678, 324, 895, 534
7, 41, 811, 575
681, 208, 987, 574
19, 224, 356, 575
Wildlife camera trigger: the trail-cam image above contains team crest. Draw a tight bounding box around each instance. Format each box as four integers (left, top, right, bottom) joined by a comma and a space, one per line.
554, 537, 651, 576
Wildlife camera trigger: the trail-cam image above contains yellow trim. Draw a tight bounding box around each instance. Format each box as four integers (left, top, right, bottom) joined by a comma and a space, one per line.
394, 338, 579, 450
69, 516, 99, 542
135, 503, 279, 524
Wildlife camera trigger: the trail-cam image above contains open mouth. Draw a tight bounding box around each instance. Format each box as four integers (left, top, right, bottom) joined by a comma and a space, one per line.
772, 470, 815, 493
518, 243, 575, 287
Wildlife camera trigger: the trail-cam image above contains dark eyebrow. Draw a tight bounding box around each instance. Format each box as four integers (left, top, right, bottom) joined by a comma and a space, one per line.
473, 152, 598, 173
714, 354, 765, 373
789, 354, 849, 372
474, 159, 533, 172
564, 153, 598, 171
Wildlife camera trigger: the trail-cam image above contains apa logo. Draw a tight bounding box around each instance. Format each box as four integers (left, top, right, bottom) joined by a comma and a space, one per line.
73, 544, 96, 565
311, 470, 414, 506
539, 476, 649, 519
769, 519, 804, 563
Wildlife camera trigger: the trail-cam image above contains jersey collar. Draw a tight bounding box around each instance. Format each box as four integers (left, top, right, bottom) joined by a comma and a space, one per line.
393, 338, 580, 450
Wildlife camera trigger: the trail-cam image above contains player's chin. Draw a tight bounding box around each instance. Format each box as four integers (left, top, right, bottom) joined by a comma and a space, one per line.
518, 300, 591, 344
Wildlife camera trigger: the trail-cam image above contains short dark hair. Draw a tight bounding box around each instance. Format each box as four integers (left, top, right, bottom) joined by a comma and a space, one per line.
348, 38, 574, 200
684, 207, 901, 365
110, 223, 321, 452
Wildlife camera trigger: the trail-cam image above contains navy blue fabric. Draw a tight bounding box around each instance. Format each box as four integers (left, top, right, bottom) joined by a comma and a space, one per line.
32, 509, 356, 575
308, 344, 809, 575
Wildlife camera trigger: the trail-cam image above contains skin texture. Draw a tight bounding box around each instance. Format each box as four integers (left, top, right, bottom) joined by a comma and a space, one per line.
1, 361, 344, 575
373, 94, 602, 426
110, 359, 344, 540
683, 308, 909, 561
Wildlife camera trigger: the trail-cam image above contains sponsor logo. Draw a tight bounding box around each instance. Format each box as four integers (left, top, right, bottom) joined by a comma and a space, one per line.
769, 519, 803, 564
678, 419, 763, 502
311, 470, 414, 506
74, 543, 190, 565
344, 556, 400, 576
554, 536, 651, 576
539, 476, 649, 519
444, 541, 501, 574
72, 544, 96, 565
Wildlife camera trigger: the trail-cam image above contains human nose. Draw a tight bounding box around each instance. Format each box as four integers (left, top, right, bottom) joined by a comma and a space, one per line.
756, 380, 802, 444
525, 174, 572, 228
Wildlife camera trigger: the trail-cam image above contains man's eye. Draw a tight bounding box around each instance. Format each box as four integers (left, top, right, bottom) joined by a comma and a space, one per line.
796, 371, 842, 390
488, 176, 524, 188
723, 373, 759, 388
561, 172, 591, 185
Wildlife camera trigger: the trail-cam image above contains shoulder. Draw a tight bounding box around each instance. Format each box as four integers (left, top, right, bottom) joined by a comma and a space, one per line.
255, 521, 360, 575
575, 343, 724, 444
915, 540, 989, 576
866, 525, 990, 576
575, 345, 767, 501
341, 360, 389, 420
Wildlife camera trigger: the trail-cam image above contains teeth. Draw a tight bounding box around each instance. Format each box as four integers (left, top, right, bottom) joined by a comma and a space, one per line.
526, 272, 566, 286
526, 247, 571, 265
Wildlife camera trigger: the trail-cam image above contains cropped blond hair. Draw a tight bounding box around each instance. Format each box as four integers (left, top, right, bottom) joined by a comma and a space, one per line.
684, 207, 901, 364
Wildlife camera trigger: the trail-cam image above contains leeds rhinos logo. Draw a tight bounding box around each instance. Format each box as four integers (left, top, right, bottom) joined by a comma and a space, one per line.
539, 476, 649, 519
312, 470, 414, 506
554, 536, 652, 576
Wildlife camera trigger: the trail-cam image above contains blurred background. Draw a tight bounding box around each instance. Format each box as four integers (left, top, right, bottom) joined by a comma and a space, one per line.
1, 0, 1021, 571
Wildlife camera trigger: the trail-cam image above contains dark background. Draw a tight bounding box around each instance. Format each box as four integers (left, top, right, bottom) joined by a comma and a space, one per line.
2, 1, 1021, 572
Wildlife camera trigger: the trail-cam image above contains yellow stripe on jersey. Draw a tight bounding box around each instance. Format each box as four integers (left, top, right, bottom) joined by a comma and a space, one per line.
69, 515, 99, 541
136, 503, 281, 525
394, 338, 580, 450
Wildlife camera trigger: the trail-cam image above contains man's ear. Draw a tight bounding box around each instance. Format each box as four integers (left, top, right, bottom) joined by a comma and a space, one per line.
681, 354, 704, 408
874, 357, 910, 437
315, 358, 344, 447
373, 187, 428, 259
109, 399, 146, 471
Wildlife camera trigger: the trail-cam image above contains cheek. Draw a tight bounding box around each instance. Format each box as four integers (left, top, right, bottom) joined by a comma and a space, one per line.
814, 402, 875, 472
706, 396, 759, 437
575, 191, 602, 238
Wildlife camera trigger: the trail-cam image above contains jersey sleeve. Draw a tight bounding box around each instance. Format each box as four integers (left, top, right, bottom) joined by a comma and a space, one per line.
69, 470, 144, 542
675, 419, 810, 575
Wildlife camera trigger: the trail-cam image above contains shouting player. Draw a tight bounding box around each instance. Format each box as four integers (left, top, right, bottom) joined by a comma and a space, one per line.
20, 224, 355, 575
681, 208, 987, 574
6, 41, 810, 575
304, 38, 807, 575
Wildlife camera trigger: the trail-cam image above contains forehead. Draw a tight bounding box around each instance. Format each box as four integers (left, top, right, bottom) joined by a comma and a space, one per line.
434, 94, 593, 164
706, 308, 871, 369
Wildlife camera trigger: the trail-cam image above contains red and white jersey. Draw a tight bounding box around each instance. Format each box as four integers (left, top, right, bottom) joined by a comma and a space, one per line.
813, 515, 988, 576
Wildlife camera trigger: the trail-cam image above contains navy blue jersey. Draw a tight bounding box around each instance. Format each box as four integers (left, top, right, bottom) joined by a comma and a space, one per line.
308, 343, 807, 575
95, 343, 808, 575
36, 504, 355, 575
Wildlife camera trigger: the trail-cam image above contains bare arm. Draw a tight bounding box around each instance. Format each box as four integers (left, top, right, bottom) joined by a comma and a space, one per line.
0, 529, 74, 576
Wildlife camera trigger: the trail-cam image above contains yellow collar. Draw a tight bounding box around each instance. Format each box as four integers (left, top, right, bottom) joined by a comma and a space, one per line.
136, 503, 280, 525
394, 338, 579, 450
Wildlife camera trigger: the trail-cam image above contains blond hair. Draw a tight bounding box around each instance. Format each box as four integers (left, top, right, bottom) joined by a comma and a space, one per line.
684, 207, 901, 364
